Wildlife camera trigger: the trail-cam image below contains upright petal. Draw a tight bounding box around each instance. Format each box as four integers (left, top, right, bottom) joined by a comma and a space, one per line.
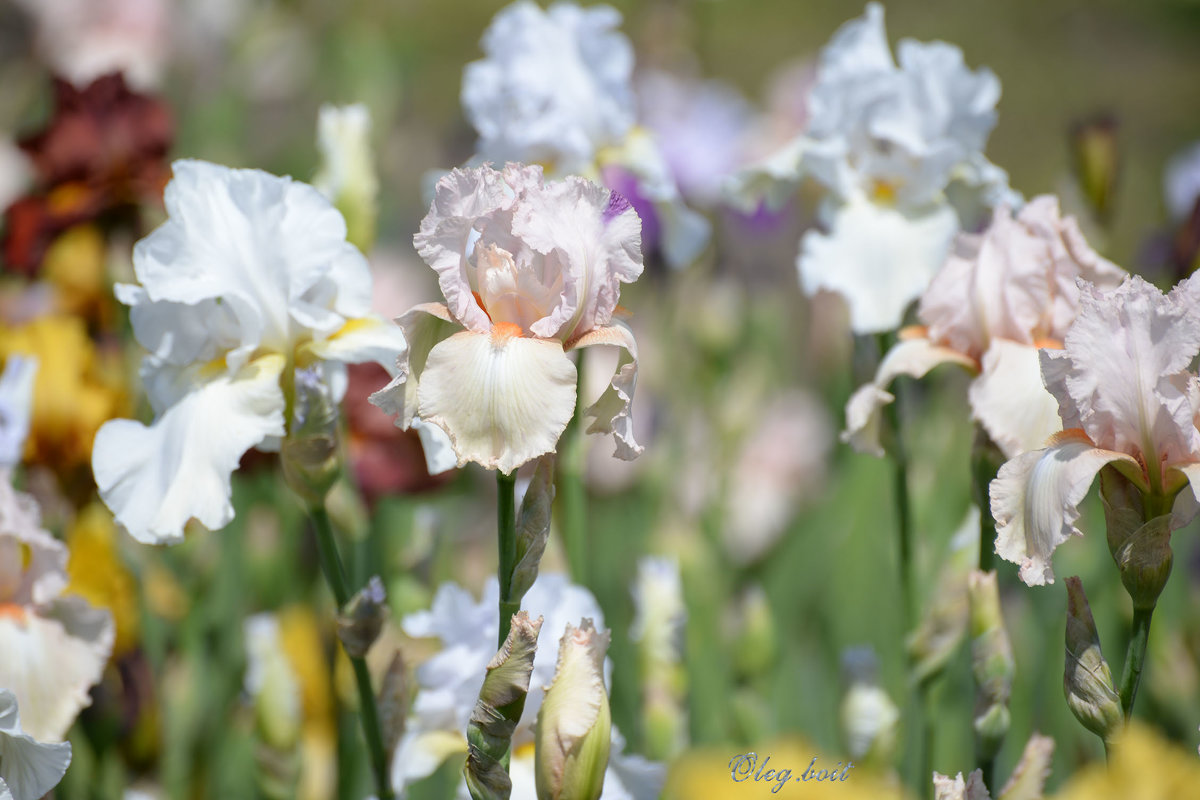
416, 329, 577, 474
515, 177, 642, 340
990, 430, 1139, 586
799, 195, 959, 334
570, 322, 643, 460
1043, 277, 1200, 470
92, 355, 286, 544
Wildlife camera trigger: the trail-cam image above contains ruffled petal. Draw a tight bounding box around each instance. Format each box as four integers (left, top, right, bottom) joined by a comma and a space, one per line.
799, 195, 959, 334
569, 322, 643, 460
368, 303, 458, 430
0, 596, 114, 741
990, 430, 1139, 586
414, 166, 530, 333
842, 336, 976, 457
92, 355, 286, 544
131, 160, 370, 353
514, 176, 642, 339
0, 691, 71, 800
1043, 277, 1200, 470
300, 315, 408, 377
412, 419, 458, 475
968, 339, 1062, 458
416, 330, 577, 473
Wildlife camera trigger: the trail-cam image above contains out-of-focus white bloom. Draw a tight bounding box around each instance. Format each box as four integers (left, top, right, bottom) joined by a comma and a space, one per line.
1165, 142, 1200, 221
730, 2, 1017, 333
844, 196, 1126, 460
13, 0, 170, 89
243, 614, 302, 748
0, 481, 114, 742
630, 556, 687, 759
724, 391, 832, 563
91, 160, 407, 544
313, 104, 379, 251
392, 573, 665, 800
0, 139, 32, 214
370, 164, 643, 474
839, 647, 899, 765
990, 274, 1200, 586
464, 1, 634, 174
462, 1, 707, 268
0, 358, 37, 469
0, 689, 72, 800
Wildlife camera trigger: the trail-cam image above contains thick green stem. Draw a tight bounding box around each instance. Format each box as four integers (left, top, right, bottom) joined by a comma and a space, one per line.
496, 470, 519, 649
310, 507, 394, 800
1118, 606, 1154, 721
559, 349, 589, 586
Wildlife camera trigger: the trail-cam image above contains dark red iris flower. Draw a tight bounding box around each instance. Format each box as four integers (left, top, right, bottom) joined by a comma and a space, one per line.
3, 72, 172, 275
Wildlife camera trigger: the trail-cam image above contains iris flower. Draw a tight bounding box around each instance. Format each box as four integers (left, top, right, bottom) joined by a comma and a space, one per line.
730, 2, 1016, 333
91, 159, 407, 544
990, 274, 1200, 585
371, 164, 642, 474
844, 196, 1126, 459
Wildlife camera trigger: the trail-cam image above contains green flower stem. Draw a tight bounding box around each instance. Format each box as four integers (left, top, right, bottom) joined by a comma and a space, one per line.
875, 334, 926, 794
497, 470, 519, 649
559, 348, 589, 586
1118, 606, 1155, 721
310, 506, 394, 800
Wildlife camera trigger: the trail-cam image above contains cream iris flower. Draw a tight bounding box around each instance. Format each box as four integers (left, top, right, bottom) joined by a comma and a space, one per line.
0, 478, 114, 743
844, 196, 1126, 459
990, 274, 1200, 585
392, 574, 664, 800
730, 2, 1016, 334
91, 159, 407, 544
462, 1, 708, 268
0, 689, 72, 800
371, 164, 642, 474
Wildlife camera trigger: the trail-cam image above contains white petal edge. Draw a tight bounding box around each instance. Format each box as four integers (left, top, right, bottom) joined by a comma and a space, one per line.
968, 339, 1062, 459
570, 322, 643, 461
416, 330, 577, 474
369, 303, 458, 430
0, 596, 113, 742
989, 430, 1139, 586
842, 337, 975, 457
0, 690, 71, 800
799, 196, 960, 334
412, 418, 458, 475
302, 315, 409, 377
92, 355, 286, 544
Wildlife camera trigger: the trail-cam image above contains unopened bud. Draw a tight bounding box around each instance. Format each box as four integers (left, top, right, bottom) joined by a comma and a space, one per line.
535, 620, 612, 800
1113, 516, 1173, 611
968, 570, 1014, 760
997, 733, 1055, 800
908, 509, 980, 683
1063, 577, 1122, 743
731, 584, 777, 681
465, 612, 543, 800
314, 104, 379, 252
1070, 113, 1119, 224
508, 457, 555, 601
336, 576, 387, 658
281, 368, 340, 506
377, 649, 409, 760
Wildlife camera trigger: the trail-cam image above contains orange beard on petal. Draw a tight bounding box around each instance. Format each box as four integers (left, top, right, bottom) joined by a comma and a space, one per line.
490, 321, 524, 343
0, 603, 28, 623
